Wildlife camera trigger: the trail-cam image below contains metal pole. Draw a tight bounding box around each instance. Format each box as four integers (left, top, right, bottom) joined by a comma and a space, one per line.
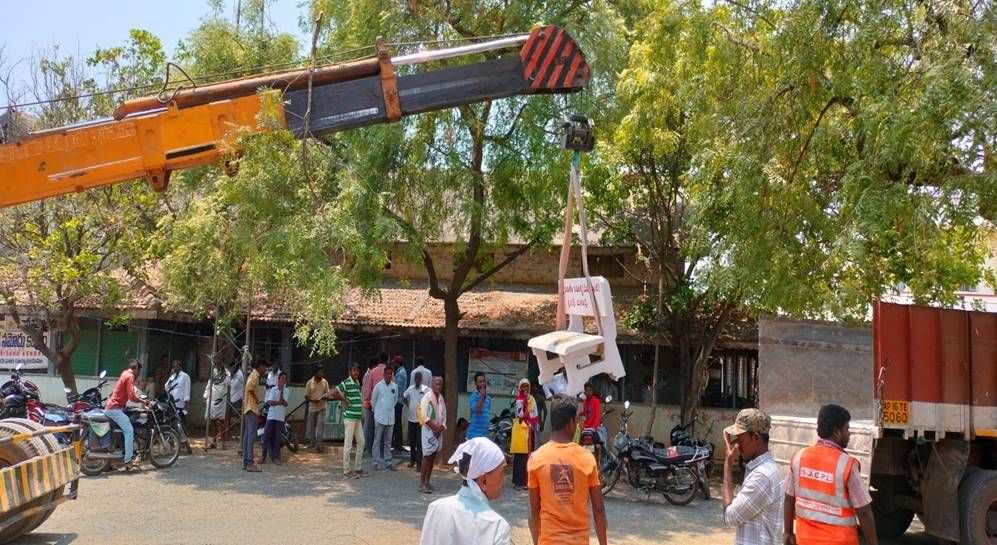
392, 34, 528, 66
238, 313, 252, 456
206, 325, 218, 450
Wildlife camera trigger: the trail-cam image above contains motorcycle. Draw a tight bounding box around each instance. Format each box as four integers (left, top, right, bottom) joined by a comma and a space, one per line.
65, 370, 110, 412
580, 395, 614, 476
0, 363, 40, 419
670, 421, 716, 499
600, 400, 711, 505
488, 407, 513, 460
257, 403, 299, 454
163, 383, 193, 454
79, 396, 181, 476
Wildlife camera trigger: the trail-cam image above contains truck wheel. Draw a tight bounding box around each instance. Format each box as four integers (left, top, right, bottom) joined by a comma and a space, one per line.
958, 468, 997, 545
0, 419, 66, 544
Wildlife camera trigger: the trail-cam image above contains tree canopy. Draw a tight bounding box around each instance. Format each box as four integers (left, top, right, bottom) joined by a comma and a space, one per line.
591, 0, 995, 423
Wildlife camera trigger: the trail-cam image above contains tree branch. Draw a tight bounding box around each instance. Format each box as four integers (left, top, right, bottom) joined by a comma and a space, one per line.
382, 205, 446, 299
787, 96, 853, 185
719, 0, 775, 28
461, 240, 537, 294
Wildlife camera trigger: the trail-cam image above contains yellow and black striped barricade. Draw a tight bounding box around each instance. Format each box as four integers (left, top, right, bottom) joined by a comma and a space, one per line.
0, 424, 81, 535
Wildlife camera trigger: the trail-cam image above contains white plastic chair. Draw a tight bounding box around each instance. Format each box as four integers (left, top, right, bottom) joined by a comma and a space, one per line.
529, 276, 625, 397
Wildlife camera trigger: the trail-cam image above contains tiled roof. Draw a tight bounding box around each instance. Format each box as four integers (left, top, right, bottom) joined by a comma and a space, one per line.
336, 283, 561, 334
20, 273, 756, 345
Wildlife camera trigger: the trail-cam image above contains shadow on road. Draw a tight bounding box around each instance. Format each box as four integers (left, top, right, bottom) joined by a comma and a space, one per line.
145, 448, 724, 543
17, 532, 78, 545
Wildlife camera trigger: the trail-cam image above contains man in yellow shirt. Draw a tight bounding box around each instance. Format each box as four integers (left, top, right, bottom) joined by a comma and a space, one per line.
242, 359, 268, 472
304, 366, 330, 453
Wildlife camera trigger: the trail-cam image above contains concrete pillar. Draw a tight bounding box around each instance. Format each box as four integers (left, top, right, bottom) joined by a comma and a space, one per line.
135, 319, 150, 379
46, 325, 59, 376
280, 326, 292, 372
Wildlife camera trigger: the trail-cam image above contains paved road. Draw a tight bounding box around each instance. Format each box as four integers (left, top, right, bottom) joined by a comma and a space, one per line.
21, 448, 935, 545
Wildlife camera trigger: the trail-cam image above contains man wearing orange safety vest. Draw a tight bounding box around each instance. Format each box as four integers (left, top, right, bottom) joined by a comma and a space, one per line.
783, 404, 878, 545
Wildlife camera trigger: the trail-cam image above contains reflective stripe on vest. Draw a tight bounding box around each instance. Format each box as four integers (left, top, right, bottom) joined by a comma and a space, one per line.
793, 444, 857, 527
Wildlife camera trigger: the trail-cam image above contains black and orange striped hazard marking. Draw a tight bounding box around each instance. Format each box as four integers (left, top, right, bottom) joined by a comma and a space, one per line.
520, 25, 591, 92
0, 442, 80, 512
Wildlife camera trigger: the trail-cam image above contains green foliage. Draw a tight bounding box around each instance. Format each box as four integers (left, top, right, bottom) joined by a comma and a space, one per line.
0, 33, 171, 390
593, 0, 994, 423
599, 0, 995, 326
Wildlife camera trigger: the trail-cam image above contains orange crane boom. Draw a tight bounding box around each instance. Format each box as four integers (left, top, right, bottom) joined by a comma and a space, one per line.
0, 26, 589, 208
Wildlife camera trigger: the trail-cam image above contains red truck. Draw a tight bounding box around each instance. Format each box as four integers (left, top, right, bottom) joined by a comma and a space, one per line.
760, 302, 996, 544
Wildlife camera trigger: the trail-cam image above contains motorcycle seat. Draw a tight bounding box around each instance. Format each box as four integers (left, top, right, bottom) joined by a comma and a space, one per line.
82, 410, 110, 423
655, 445, 703, 464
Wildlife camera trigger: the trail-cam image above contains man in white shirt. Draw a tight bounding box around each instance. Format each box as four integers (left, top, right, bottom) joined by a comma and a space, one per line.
419, 438, 510, 545
165, 360, 192, 409
229, 363, 245, 408
542, 369, 569, 400
165, 359, 193, 454
265, 360, 280, 392
403, 371, 430, 469
371, 366, 399, 471
411, 357, 433, 392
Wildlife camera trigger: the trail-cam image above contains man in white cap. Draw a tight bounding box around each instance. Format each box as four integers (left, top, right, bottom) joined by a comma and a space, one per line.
419, 437, 510, 545
722, 408, 784, 545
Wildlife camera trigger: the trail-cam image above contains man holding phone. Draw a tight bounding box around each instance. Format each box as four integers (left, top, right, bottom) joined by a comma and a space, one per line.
722, 408, 784, 545
467, 372, 491, 440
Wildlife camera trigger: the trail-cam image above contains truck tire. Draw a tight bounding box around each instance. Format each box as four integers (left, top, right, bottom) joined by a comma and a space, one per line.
0, 418, 66, 544
958, 468, 997, 545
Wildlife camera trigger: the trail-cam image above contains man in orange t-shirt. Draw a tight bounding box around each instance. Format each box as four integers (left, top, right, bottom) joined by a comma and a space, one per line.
528, 398, 608, 545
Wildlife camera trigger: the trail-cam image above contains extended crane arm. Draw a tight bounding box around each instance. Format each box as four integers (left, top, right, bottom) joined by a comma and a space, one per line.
0, 26, 588, 208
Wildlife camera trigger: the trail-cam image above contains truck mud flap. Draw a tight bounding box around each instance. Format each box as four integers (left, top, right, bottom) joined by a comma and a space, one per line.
921, 437, 969, 541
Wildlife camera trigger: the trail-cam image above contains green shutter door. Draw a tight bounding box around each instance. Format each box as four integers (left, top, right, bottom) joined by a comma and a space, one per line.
70, 328, 99, 377
99, 330, 139, 375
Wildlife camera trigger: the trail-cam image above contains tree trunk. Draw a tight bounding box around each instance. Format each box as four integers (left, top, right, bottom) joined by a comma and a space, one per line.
56, 352, 77, 394
677, 333, 697, 428
645, 273, 665, 436
442, 297, 460, 459
678, 348, 711, 430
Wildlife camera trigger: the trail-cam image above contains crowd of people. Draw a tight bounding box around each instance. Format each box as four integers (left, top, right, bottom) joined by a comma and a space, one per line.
105, 354, 878, 545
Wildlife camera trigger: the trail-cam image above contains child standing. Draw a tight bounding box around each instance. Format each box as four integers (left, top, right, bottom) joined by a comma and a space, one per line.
262, 372, 289, 464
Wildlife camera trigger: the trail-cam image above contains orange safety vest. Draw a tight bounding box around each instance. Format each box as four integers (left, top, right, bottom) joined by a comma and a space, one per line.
793, 442, 859, 545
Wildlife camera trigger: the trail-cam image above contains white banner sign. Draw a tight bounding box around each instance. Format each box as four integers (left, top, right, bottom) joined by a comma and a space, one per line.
563, 276, 612, 317
466, 348, 528, 395
0, 321, 49, 370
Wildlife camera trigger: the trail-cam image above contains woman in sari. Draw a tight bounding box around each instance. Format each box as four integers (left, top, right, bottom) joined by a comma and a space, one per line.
510, 378, 539, 490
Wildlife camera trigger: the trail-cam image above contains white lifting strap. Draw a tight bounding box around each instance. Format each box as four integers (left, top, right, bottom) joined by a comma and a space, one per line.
532, 151, 625, 397
555, 154, 603, 336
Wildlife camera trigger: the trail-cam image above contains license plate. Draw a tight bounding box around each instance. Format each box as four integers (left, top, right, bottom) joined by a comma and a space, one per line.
882, 400, 910, 425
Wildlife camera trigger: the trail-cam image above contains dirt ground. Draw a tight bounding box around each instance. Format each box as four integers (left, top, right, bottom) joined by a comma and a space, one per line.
21, 446, 935, 545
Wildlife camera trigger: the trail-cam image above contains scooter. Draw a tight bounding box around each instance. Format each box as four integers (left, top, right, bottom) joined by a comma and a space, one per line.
600, 401, 711, 505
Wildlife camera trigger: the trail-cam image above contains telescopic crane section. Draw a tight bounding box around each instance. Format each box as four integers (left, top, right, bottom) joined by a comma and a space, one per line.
0, 26, 589, 209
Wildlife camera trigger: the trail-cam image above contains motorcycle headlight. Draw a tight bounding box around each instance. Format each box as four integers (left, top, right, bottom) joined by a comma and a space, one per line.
613, 433, 628, 451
